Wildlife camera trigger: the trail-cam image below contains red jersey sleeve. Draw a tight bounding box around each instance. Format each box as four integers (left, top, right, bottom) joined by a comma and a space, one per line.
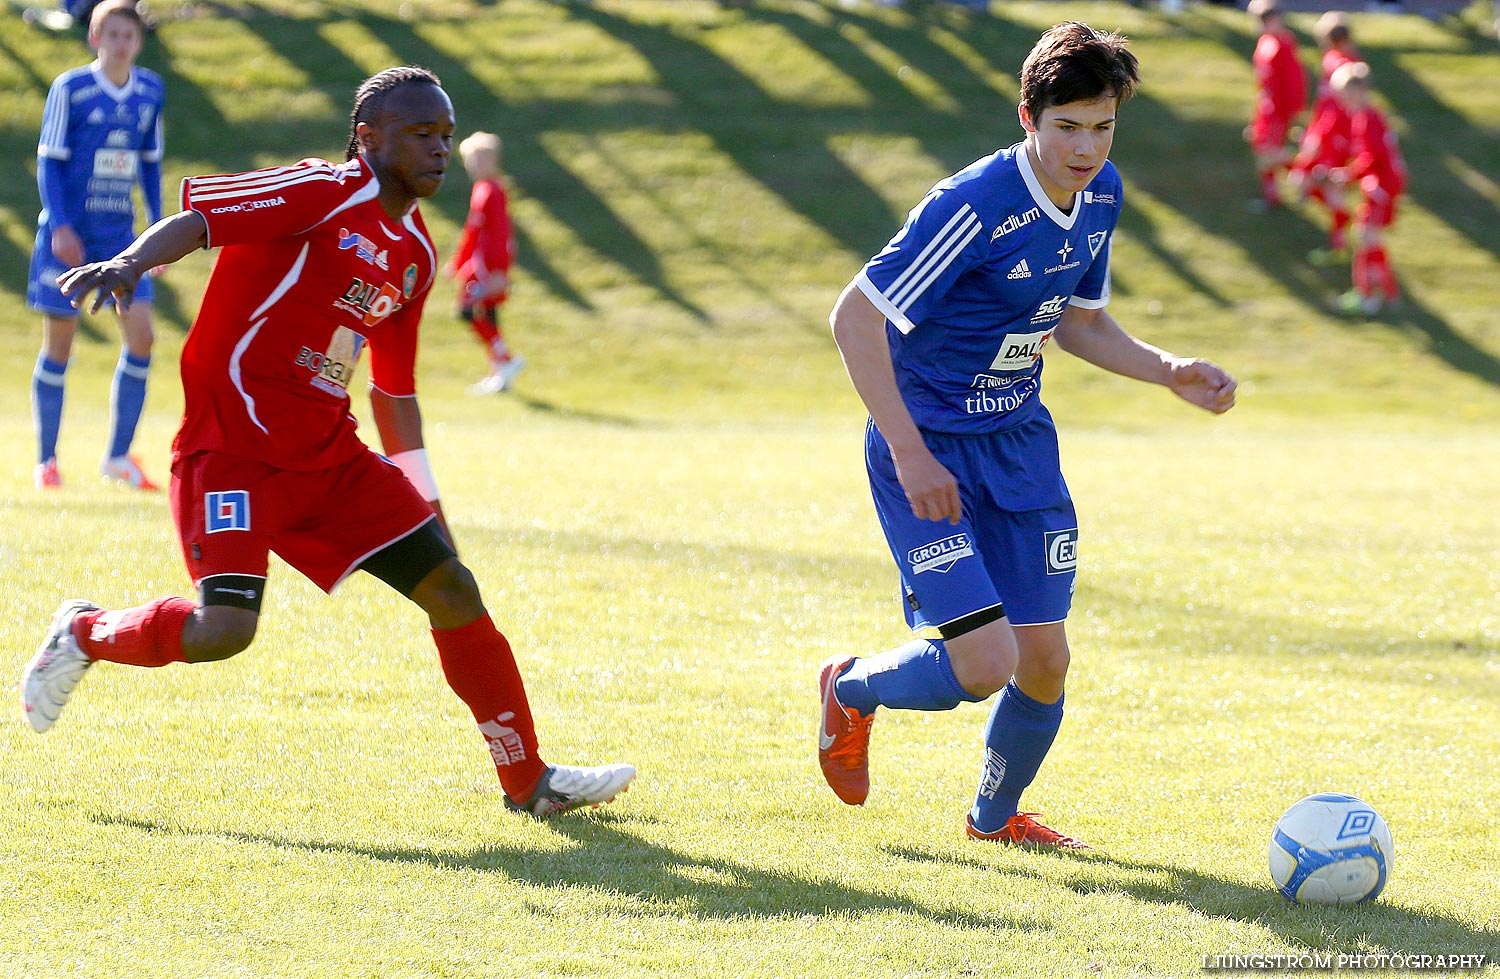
480, 181, 515, 276
1349, 108, 1406, 193
1256, 35, 1307, 118
182, 157, 380, 249
367, 288, 425, 398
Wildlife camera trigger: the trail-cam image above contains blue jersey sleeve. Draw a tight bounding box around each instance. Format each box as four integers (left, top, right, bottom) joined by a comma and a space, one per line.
139, 157, 163, 227
37, 75, 71, 162
38, 156, 74, 231
856, 187, 989, 335
1070, 230, 1112, 309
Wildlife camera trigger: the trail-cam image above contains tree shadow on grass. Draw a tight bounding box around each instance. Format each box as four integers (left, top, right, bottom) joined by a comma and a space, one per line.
357, 12, 700, 321
882, 842, 1498, 957
510, 393, 658, 428
87, 809, 1040, 930
1360, 291, 1500, 385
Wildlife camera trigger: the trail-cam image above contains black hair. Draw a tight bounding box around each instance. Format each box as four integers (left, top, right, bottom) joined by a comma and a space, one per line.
345, 66, 443, 161
1020, 22, 1139, 122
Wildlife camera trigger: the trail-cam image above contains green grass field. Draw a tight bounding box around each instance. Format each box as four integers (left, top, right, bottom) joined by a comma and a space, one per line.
1, 1, 1497, 976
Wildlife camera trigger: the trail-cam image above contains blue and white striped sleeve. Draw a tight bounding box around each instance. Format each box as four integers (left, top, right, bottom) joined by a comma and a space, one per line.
855, 188, 987, 335
37, 77, 71, 161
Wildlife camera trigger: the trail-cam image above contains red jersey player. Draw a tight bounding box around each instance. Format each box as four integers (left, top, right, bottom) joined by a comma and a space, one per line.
21, 67, 635, 817
1247, 0, 1307, 210
447, 131, 524, 395
1290, 13, 1360, 261
1330, 61, 1406, 316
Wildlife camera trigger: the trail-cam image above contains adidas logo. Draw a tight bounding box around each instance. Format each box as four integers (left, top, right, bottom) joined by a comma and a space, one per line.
1007, 260, 1031, 280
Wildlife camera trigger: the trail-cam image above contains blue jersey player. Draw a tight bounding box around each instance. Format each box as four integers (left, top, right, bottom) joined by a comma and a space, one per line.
28, 0, 164, 491
818, 22, 1237, 849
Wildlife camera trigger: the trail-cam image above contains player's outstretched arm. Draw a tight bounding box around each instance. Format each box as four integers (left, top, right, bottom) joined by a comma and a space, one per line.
1053, 304, 1237, 415
56, 209, 208, 314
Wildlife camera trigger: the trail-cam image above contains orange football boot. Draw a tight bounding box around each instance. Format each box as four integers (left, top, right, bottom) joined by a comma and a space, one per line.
966, 811, 1090, 850
818, 654, 875, 805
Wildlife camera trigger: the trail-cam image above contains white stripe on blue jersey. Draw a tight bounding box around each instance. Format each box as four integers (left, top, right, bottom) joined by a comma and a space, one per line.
891, 206, 982, 312
857, 142, 1123, 436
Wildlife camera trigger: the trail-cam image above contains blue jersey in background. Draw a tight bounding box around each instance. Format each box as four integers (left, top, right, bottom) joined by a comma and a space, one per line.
36, 61, 165, 241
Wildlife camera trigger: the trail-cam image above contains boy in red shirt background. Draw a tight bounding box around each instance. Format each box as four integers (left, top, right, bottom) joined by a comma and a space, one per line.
1246, 0, 1307, 210
448, 131, 525, 395
1289, 13, 1360, 262
1331, 61, 1407, 315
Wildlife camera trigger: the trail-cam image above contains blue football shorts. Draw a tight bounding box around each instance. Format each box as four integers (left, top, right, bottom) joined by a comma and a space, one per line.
865, 415, 1078, 636
27, 226, 152, 316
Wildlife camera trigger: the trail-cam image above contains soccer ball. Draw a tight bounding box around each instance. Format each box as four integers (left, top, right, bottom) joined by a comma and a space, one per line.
1268, 792, 1393, 905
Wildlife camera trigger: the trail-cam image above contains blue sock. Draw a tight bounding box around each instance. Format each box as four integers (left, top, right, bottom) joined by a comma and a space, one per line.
969, 680, 1064, 833
834, 639, 984, 715
32, 354, 68, 464
107, 350, 151, 459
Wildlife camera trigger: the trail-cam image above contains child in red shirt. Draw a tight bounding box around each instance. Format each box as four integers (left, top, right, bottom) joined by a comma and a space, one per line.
1290, 13, 1359, 260
1247, 0, 1307, 209
1331, 61, 1407, 315
448, 131, 524, 395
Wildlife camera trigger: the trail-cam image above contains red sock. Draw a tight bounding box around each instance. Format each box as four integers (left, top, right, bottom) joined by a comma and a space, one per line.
1329, 210, 1350, 250
1352, 246, 1373, 295
1260, 169, 1279, 204
468, 314, 500, 350
1367, 246, 1398, 297
432, 613, 546, 801
75, 598, 193, 667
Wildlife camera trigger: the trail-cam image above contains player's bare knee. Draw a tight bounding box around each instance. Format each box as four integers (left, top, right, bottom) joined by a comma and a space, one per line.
947, 630, 1016, 699
411, 558, 485, 626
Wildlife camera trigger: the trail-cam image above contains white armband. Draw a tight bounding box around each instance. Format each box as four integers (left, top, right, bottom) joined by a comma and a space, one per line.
390, 448, 440, 502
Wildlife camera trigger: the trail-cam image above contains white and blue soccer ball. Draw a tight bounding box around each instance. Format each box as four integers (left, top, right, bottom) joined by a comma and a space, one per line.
1268, 792, 1393, 905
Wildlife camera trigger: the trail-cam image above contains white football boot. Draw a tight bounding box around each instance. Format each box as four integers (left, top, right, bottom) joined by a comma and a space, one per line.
505, 762, 636, 816
22, 599, 99, 733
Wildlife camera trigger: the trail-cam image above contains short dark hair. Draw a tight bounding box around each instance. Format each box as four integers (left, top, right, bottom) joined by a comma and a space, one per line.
345, 65, 443, 161
1020, 22, 1139, 121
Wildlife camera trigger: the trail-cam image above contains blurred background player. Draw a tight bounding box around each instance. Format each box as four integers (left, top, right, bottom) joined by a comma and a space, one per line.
1330, 61, 1407, 316
1245, 0, 1306, 211
448, 131, 525, 395
21, 66, 634, 817
27, 0, 164, 490
1289, 13, 1359, 264
818, 23, 1236, 849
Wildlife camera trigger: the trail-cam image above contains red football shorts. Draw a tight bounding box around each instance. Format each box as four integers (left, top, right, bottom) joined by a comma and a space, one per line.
1250, 109, 1293, 154
170, 447, 437, 594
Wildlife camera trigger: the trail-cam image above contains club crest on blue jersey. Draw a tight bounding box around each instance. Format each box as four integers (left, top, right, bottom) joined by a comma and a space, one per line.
909, 533, 975, 575
1088, 231, 1108, 257
205, 490, 251, 533
1045, 529, 1078, 574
